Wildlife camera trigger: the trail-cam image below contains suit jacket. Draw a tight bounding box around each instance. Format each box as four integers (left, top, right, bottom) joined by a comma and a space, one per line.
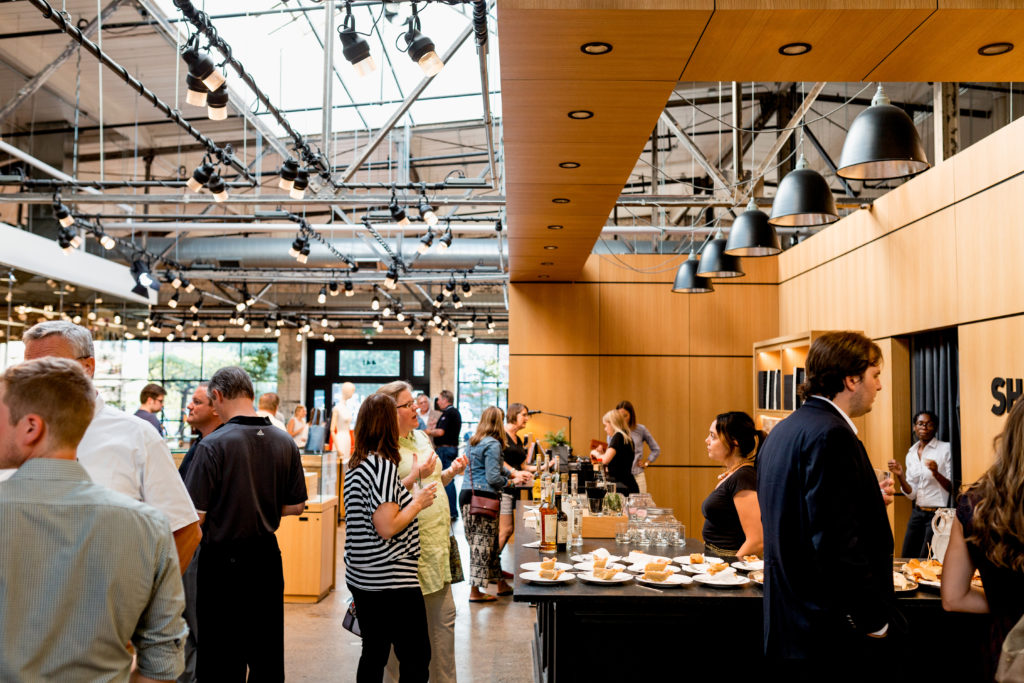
757, 397, 896, 658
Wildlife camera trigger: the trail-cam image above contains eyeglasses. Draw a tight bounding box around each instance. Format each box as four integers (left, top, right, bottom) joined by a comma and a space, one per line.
395, 400, 416, 410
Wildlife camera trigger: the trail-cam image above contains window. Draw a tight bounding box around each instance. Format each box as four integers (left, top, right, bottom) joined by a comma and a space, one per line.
456, 342, 509, 439
413, 349, 426, 377
314, 348, 326, 376
338, 349, 401, 376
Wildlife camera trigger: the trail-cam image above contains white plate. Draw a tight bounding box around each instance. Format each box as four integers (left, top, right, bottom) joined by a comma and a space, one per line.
578, 571, 633, 585
573, 561, 627, 572
636, 573, 693, 588
675, 556, 724, 574
626, 563, 680, 574
693, 572, 750, 588
520, 561, 574, 572
521, 541, 540, 548
519, 571, 575, 585
626, 552, 671, 564
674, 555, 723, 565
732, 560, 764, 572
570, 553, 621, 563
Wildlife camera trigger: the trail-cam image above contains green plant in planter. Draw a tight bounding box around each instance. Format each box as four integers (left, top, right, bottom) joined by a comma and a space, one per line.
544, 429, 569, 448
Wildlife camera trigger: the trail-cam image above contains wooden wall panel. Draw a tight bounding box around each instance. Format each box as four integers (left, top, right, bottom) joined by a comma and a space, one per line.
508, 283, 599, 355
508, 355, 601, 451
885, 209, 959, 336
597, 356, 690, 466
688, 357, 753, 466
872, 158, 956, 236
778, 278, 808, 337
954, 117, 1024, 201
954, 174, 1024, 323
598, 253, 686, 284
687, 285, 779, 356
598, 283, 689, 355
958, 317, 1024, 486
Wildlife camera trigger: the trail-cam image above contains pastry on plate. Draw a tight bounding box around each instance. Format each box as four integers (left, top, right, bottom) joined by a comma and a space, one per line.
707, 562, 730, 576
539, 558, 556, 570
539, 568, 564, 580
644, 560, 669, 572
641, 570, 670, 583
593, 568, 620, 580
742, 555, 760, 563
592, 557, 608, 569
689, 553, 705, 565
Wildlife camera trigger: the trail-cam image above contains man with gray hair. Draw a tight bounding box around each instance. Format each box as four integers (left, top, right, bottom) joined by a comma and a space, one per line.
23, 320, 201, 574
184, 366, 308, 681
0, 357, 187, 682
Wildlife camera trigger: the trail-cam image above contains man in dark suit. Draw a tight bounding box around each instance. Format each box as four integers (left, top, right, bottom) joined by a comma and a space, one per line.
757, 331, 897, 675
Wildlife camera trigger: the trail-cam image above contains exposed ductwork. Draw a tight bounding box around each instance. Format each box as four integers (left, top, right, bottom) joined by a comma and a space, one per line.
145, 237, 507, 270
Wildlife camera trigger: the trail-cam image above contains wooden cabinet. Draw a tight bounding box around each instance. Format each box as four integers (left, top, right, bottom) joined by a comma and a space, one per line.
276, 495, 338, 603
752, 331, 831, 432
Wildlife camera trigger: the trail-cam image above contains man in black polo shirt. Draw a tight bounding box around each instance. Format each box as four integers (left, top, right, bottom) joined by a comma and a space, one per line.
427, 389, 462, 521
184, 367, 307, 682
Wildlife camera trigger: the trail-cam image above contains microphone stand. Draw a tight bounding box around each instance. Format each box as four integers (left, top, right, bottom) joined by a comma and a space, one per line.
533, 410, 573, 455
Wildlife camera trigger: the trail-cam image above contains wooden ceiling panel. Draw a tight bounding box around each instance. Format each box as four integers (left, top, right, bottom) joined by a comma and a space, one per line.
681, 2, 935, 82
506, 215, 609, 241
497, 7, 712, 82
507, 237, 598, 259
503, 141, 645, 185
502, 79, 679, 144
505, 183, 622, 217
868, 6, 1024, 81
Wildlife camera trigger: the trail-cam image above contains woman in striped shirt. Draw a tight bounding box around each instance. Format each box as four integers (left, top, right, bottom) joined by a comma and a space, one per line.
344, 393, 438, 682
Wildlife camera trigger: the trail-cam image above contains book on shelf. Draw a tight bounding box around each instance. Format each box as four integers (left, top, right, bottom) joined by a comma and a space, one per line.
775, 369, 782, 411
783, 374, 794, 411
758, 371, 768, 410
794, 367, 805, 409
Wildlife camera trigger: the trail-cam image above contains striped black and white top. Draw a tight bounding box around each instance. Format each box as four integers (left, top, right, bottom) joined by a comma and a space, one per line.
344, 453, 421, 591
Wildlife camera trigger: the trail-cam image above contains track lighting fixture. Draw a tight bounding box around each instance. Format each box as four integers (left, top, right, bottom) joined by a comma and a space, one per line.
418, 192, 438, 226
57, 227, 81, 254
95, 229, 116, 251
344, 279, 354, 297
185, 73, 208, 107
290, 169, 309, 200
487, 315, 495, 331
443, 276, 456, 297
171, 273, 183, 289
371, 293, 380, 311
418, 229, 434, 255
329, 281, 339, 296
384, 265, 399, 290
390, 195, 410, 226
190, 296, 202, 314
318, 286, 327, 305
187, 162, 215, 193
175, 321, 185, 332
433, 293, 444, 308
52, 200, 74, 228
130, 259, 155, 297
168, 291, 180, 308
206, 172, 228, 202
452, 293, 463, 309
191, 314, 200, 328
206, 84, 229, 121
466, 314, 476, 328
462, 280, 472, 298
182, 40, 226, 92
402, 7, 443, 76
416, 329, 426, 342
289, 234, 310, 264
437, 227, 453, 251
396, 309, 406, 322
246, 291, 257, 307
321, 315, 329, 328
404, 321, 413, 335
432, 312, 443, 325
278, 159, 300, 191
382, 304, 393, 317
183, 280, 195, 293
338, 4, 377, 77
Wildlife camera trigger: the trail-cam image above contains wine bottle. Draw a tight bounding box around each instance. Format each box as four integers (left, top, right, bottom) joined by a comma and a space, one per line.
539, 480, 557, 553
556, 489, 568, 551
569, 473, 583, 547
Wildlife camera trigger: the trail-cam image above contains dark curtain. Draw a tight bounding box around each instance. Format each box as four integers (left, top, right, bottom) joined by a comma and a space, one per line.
911, 328, 961, 498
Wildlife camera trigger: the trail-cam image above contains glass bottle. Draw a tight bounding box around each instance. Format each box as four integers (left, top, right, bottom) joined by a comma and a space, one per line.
539, 478, 557, 553
568, 474, 584, 547
540, 452, 552, 501
556, 488, 568, 551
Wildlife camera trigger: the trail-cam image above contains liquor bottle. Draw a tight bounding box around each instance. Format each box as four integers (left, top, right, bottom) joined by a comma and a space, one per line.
560, 473, 569, 499
540, 452, 552, 502
569, 474, 583, 547
538, 479, 557, 553
531, 466, 542, 500
556, 488, 568, 551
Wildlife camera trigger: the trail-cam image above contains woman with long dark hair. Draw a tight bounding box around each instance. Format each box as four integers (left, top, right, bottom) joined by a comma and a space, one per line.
942, 396, 1024, 677
616, 400, 661, 494
701, 411, 765, 559
344, 393, 438, 682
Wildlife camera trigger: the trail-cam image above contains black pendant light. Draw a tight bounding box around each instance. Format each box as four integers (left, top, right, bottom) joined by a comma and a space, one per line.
672, 251, 713, 293
769, 155, 839, 227
697, 229, 744, 278
837, 84, 930, 181
725, 198, 781, 256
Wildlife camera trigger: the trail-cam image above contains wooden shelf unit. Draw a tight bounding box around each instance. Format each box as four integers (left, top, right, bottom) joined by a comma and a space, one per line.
276, 495, 338, 604
752, 331, 828, 432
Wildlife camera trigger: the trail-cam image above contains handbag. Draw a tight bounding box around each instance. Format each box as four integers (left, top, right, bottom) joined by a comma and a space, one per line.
997, 612, 1024, 683
448, 533, 465, 584
342, 598, 361, 638
467, 456, 500, 519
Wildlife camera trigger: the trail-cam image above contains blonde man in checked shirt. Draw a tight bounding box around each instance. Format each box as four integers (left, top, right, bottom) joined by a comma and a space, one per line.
0, 357, 186, 682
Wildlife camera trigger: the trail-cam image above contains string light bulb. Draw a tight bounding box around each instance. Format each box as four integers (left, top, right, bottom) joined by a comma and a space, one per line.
318, 286, 327, 305
418, 192, 437, 226
290, 169, 309, 200
278, 159, 299, 191
187, 162, 215, 193
338, 6, 377, 77
206, 84, 229, 121
403, 7, 443, 76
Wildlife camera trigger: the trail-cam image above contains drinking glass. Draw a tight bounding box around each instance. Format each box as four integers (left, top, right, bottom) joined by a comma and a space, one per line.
664, 522, 682, 546
587, 495, 604, 516
615, 522, 630, 544
636, 520, 652, 547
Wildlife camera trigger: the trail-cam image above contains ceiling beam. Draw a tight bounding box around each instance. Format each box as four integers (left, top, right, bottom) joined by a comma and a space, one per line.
659, 111, 733, 201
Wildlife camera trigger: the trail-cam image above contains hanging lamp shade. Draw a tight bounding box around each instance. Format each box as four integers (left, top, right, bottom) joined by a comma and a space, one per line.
725, 199, 781, 256
672, 252, 714, 293
697, 230, 744, 278
769, 155, 839, 227
837, 85, 930, 181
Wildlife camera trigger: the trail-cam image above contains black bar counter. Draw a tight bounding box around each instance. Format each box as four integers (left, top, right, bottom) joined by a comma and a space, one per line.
511, 502, 990, 682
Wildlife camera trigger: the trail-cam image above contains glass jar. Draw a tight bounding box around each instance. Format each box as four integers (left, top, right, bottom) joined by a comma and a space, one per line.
646, 507, 676, 527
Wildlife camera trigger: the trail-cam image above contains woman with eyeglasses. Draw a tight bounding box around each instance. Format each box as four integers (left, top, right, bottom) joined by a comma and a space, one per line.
344, 392, 438, 682
374, 381, 466, 683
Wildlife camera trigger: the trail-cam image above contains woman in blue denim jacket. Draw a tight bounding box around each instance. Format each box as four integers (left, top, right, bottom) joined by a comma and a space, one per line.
460, 406, 530, 602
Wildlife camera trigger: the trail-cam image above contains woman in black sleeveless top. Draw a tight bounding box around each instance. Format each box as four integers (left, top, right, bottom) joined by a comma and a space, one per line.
701, 411, 765, 559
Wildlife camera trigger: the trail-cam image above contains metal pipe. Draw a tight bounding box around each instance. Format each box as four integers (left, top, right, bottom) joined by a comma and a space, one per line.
474, 0, 497, 189
338, 21, 476, 183
321, 0, 335, 164
732, 81, 743, 183
22, 0, 254, 182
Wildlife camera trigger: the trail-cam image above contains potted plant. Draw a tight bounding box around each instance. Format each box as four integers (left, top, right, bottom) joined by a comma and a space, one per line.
544, 429, 571, 465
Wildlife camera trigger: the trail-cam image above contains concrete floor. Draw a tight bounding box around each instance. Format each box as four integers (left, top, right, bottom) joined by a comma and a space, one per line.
283, 518, 535, 682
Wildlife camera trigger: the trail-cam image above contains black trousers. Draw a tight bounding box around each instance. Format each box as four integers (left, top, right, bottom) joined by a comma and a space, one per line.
347, 584, 430, 683
901, 505, 936, 558
196, 537, 284, 682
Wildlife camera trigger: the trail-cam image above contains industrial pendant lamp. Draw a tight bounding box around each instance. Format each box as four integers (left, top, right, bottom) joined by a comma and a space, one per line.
837, 84, 930, 181
181, 40, 226, 93
769, 155, 839, 227
725, 198, 781, 256
672, 249, 713, 294
403, 7, 443, 76
697, 229, 744, 278
278, 159, 299, 191
185, 74, 208, 107
338, 4, 377, 77
206, 85, 229, 121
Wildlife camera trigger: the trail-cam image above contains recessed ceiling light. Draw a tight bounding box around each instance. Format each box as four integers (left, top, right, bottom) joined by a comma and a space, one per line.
547, 225, 564, 230
567, 110, 594, 120
978, 42, 1014, 56
541, 262, 554, 266
552, 198, 570, 204
778, 42, 812, 56
580, 41, 613, 55
558, 161, 581, 169
544, 245, 558, 250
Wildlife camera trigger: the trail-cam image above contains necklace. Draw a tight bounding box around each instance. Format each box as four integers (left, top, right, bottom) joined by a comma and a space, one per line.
717, 461, 751, 481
